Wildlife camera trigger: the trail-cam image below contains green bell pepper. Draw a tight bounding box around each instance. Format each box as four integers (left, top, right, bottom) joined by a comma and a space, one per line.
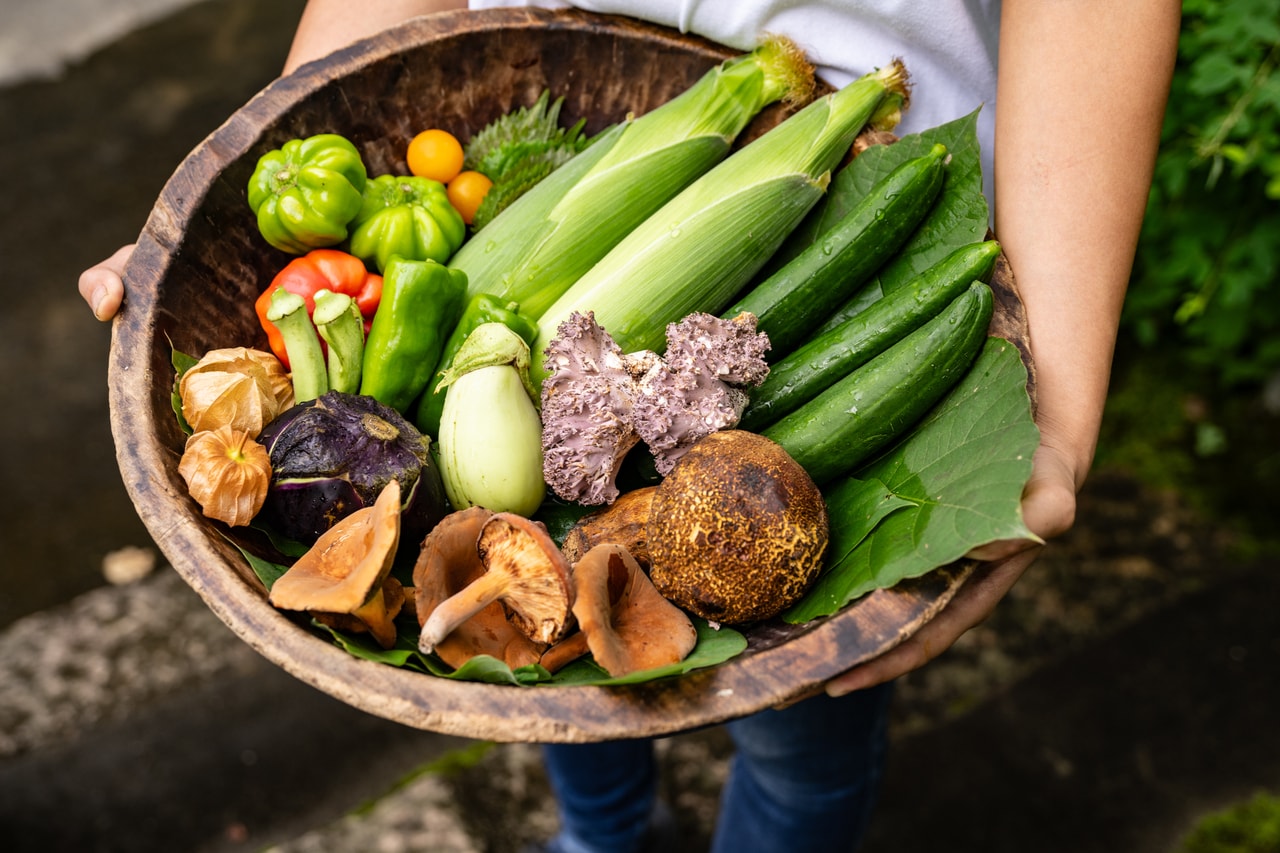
348, 175, 467, 273
359, 257, 468, 414
412, 293, 539, 437
247, 133, 368, 255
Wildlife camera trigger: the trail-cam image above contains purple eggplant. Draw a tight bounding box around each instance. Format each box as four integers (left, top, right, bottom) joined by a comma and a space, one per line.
258, 391, 448, 545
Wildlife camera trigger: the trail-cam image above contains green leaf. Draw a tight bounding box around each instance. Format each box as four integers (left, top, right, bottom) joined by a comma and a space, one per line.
785, 338, 1038, 622
819, 476, 917, 569
531, 495, 596, 546
226, 535, 291, 589
248, 520, 310, 560
447, 655, 552, 686
316, 623, 432, 671
545, 619, 748, 686
169, 344, 198, 436
1189, 53, 1251, 96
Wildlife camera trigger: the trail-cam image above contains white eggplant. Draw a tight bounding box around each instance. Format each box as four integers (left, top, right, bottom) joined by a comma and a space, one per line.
436, 323, 546, 515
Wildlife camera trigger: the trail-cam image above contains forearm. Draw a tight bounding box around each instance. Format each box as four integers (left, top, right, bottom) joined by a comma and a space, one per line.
994, 0, 1180, 487
284, 0, 468, 74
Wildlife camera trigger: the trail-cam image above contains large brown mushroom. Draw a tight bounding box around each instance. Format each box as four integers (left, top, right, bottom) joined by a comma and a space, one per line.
418, 513, 575, 654
412, 507, 546, 670
268, 479, 404, 648
647, 430, 828, 625
541, 544, 697, 677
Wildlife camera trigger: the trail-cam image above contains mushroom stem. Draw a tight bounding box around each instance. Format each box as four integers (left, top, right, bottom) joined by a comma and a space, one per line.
351, 586, 397, 650
539, 632, 591, 674
418, 570, 510, 653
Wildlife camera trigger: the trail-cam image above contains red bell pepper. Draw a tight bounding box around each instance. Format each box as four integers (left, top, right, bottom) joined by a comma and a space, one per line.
255, 249, 382, 368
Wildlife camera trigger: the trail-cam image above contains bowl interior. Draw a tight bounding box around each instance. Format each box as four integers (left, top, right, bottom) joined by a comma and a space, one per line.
108, 8, 1006, 742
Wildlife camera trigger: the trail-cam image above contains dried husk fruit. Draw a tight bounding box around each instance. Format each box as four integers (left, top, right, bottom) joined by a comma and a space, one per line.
178, 424, 272, 527
179, 346, 294, 436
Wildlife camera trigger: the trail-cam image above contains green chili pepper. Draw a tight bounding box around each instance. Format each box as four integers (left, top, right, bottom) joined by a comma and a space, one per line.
412, 293, 540, 437
348, 175, 468, 273
359, 257, 468, 414
246, 134, 368, 255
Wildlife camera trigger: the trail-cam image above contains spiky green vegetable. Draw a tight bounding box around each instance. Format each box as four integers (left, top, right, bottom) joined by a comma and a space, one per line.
465, 90, 594, 229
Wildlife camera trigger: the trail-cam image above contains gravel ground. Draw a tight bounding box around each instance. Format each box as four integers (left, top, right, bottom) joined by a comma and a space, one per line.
4, 468, 1273, 853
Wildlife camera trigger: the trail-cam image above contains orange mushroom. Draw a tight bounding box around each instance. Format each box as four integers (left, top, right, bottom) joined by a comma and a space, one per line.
418, 512, 575, 654
412, 507, 546, 670
268, 479, 404, 649
541, 543, 697, 677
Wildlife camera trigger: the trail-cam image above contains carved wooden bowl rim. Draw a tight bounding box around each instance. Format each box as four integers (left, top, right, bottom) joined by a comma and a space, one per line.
108, 7, 1031, 742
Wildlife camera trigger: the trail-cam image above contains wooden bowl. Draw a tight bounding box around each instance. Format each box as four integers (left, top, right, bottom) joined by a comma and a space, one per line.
109, 7, 1030, 742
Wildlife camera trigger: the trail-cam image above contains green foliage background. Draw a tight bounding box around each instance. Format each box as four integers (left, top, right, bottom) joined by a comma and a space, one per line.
1125, 0, 1280, 386
1100, 0, 1280, 548
1179, 792, 1280, 853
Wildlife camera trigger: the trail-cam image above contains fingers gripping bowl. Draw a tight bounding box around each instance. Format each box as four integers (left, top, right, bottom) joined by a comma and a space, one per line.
109, 7, 1033, 742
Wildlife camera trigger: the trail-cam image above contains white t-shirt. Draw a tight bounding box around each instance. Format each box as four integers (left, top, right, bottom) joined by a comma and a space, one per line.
469, 0, 1001, 203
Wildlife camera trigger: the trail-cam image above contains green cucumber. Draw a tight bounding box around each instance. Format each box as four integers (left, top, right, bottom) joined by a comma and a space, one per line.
741, 240, 1001, 431
725, 143, 948, 354
763, 280, 994, 485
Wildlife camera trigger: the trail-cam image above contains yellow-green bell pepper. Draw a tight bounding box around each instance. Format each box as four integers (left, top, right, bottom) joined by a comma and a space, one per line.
246, 134, 368, 255
348, 175, 467, 273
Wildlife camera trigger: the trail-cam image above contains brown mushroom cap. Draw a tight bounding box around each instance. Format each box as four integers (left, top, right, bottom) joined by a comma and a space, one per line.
412, 507, 545, 670
311, 575, 408, 642
418, 512, 574, 653
546, 543, 696, 677
268, 479, 403, 648
647, 430, 828, 625
560, 485, 657, 568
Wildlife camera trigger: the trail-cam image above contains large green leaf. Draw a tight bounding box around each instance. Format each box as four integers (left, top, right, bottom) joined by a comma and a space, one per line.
819, 477, 916, 569
785, 337, 1038, 622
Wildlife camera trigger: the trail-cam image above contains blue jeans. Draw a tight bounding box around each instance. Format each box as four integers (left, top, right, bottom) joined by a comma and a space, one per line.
541, 682, 894, 853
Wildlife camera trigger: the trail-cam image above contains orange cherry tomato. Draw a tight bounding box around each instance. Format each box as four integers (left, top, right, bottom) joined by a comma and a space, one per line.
447, 170, 494, 226
406, 129, 465, 183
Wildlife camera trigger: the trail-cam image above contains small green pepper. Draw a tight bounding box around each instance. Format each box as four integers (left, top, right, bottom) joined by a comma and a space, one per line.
247, 134, 368, 255
412, 293, 539, 437
348, 175, 467, 273
359, 257, 468, 414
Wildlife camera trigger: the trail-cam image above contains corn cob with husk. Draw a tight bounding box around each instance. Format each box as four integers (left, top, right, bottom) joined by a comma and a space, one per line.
531, 59, 911, 381
447, 35, 817, 319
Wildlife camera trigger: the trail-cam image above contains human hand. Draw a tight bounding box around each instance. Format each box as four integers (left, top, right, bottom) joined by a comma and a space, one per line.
824, 439, 1079, 697
78, 244, 135, 322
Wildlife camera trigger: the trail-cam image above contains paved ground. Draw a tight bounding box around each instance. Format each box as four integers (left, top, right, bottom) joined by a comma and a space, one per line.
2, 1, 1278, 851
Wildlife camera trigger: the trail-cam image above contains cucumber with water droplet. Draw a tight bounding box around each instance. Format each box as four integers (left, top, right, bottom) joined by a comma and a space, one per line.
725, 143, 949, 355
740, 239, 1000, 431
763, 280, 993, 485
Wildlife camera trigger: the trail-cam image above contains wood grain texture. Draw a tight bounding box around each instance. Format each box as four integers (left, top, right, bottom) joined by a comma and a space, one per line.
109, 7, 1030, 742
